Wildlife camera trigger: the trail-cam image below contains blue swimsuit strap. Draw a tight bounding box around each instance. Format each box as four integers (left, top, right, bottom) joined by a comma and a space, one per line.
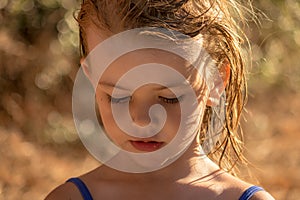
66, 178, 262, 200
66, 177, 93, 200
239, 186, 264, 200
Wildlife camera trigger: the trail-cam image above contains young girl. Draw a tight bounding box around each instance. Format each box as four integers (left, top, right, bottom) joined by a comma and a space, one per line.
46, 0, 274, 199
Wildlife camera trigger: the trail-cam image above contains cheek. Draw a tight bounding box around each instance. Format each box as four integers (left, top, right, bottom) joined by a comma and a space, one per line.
163, 105, 181, 135
96, 93, 193, 136
164, 98, 206, 136
165, 105, 181, 122
95, 93, 114, 128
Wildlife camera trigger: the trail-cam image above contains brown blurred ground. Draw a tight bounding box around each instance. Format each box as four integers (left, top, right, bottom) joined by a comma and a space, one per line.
0, 0, 300, 199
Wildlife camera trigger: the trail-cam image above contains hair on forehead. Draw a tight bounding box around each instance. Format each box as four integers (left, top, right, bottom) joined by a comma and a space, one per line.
79, 0, 227, 34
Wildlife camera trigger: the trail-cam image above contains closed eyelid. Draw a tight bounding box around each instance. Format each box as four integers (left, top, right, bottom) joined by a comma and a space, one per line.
98, 84, 131, 97
108, 95, 131, 104
158, 86, 193, 97
158, 96, 183, 104
159, 84, 197, 95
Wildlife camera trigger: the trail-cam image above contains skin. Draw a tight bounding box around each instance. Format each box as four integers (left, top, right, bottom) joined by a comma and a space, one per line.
94, 48, 209, 153
45, 26, 275, 200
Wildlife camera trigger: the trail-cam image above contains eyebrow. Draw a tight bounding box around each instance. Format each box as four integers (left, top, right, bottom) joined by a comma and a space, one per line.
98, 81, 130, 91
98, 81, 190, 91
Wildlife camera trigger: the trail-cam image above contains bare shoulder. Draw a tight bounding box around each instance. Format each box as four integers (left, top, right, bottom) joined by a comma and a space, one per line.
44, 182, 82, 200
214, 172, 275, 200
45, 166, 102, 199
249, 190, 275, 200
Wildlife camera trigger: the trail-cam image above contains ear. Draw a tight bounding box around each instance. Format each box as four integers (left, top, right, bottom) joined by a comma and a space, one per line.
206, 61, 230, 106
81, 58, 92, 81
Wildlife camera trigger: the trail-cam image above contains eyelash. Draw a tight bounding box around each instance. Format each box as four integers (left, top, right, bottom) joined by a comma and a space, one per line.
107, 95, 182, 104
158, 96, 181, 104
107, 95, 131, 104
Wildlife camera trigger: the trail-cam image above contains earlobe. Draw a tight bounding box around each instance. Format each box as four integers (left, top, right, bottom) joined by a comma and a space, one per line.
207, 61, 230, 107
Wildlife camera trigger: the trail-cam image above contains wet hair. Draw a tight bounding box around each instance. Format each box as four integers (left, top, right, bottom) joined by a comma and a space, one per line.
76, 0, 253, 176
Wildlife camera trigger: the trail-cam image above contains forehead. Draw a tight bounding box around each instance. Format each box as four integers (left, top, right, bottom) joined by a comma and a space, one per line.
105, 49, 191, 75
100, 49, 197, 91
85, 26, 204, 89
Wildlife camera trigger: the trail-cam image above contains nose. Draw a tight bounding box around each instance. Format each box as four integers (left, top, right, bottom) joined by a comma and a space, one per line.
129, 99, 152, 127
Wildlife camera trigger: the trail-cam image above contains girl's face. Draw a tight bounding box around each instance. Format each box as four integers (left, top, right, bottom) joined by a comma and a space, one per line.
85, 29, 209, 153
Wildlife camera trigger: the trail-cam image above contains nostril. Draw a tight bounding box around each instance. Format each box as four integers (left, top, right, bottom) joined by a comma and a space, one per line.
131, 104, 166, 128
129, 103, 152, 127
132, 111, 151, 127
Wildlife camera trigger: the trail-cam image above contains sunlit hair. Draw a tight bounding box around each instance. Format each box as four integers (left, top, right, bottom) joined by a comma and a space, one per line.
76, 0, 253, 176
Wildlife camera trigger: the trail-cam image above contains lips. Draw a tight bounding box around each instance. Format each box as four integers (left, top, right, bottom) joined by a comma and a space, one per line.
130, 140, 164, 152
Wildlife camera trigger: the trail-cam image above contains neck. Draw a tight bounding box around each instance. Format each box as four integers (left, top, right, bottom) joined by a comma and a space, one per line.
96, 140, 220, 183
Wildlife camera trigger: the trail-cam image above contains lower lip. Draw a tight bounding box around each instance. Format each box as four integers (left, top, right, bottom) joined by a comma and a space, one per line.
130, 141, 164, 152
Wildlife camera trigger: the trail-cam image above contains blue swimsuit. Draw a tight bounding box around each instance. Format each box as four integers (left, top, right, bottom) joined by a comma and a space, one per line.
67, 177, 264, 200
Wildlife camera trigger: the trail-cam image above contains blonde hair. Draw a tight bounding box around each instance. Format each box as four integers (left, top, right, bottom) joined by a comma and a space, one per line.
77, 0, 251, 176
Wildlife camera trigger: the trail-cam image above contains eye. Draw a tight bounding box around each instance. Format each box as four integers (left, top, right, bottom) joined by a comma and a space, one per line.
108, 95, 131, 104
159, 96, 182, 104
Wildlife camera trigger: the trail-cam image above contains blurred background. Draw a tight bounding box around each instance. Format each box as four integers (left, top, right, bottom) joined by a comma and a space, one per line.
0, 0, 299, 199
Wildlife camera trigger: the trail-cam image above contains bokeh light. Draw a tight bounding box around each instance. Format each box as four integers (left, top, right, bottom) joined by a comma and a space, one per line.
0, 0, 299, 199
